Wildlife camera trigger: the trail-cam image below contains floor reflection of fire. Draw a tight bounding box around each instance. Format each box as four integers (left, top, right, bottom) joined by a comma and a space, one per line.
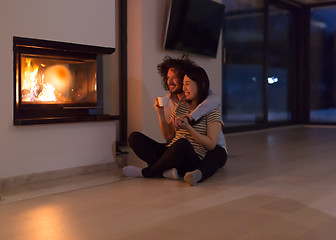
22, 59, 73, 103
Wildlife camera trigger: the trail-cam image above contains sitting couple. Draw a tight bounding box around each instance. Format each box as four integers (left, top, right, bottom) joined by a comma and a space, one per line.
123, 56, 227, 186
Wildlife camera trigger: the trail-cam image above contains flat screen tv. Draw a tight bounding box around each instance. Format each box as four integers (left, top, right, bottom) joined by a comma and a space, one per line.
164, 0, 225, 58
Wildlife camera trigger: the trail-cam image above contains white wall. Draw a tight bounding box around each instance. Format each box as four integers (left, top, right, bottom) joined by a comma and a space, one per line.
127, 0, 223, 142
0, 0, 117, 179
1, 0, 115, 48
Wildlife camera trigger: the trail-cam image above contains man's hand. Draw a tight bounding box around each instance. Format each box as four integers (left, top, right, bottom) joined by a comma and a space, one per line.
153, 98, 164, 113
173, 117, 182, 131
155, 97, 175, 142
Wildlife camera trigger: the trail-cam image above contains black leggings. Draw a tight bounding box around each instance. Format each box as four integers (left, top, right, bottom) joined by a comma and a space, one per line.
128, 132, 201, 178
198, 145, 227, 182
128, 131, 227, 180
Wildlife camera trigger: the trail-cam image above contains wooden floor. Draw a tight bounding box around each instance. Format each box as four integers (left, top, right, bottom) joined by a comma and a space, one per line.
1, 125, 336, 240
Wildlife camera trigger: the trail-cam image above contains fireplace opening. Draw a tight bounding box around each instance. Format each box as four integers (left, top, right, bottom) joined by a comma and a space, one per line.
13, 37, 116, 125
21, 55, 97, 104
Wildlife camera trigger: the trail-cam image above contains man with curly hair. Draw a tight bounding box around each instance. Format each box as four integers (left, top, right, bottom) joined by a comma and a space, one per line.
156, 55, 220, 126
124, 55, 227, 186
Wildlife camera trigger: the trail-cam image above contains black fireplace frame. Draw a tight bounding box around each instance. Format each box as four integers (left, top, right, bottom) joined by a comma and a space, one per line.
13, 36, 118, 125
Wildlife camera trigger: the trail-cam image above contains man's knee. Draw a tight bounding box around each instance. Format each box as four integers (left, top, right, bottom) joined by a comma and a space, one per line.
173, 138, 191, 149
128, 131, 142, 147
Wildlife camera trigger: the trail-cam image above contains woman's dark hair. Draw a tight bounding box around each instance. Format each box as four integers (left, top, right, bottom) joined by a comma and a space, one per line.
157, 55, 196, 91
185, 66, 209, 106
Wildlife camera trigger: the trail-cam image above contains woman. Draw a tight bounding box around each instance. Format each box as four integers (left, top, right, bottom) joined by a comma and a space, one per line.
123, 66, 226, 185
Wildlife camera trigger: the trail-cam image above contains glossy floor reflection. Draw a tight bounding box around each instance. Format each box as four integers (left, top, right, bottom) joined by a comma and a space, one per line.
1, 126, 336, 240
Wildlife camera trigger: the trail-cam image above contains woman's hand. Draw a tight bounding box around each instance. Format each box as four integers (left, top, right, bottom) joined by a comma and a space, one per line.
176, 117, 191, 130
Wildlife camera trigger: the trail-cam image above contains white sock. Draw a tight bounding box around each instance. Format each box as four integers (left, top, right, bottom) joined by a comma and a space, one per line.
184, 169, 202, 186
163, 168, 179, 180
122, 166, 143, 177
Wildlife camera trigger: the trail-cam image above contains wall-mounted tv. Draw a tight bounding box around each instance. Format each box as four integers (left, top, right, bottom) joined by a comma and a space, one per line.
164, 0, 225, 58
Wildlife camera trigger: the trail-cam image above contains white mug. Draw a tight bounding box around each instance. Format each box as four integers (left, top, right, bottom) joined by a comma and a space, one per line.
157, 96, 169, 107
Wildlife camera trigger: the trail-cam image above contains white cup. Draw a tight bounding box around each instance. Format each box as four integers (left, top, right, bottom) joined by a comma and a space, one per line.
157, 96, 169, 107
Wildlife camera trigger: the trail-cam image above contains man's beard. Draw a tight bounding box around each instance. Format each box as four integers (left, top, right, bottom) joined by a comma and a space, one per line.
169, 86, 183, 95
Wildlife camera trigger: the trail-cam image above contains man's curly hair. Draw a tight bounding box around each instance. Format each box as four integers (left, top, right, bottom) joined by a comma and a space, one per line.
157, 55, 196, 91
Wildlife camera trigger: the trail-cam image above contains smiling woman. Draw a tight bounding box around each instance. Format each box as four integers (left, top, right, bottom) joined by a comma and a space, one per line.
183, 66, 209, 107
182, 76, 197, 103
123, 65, 227, 186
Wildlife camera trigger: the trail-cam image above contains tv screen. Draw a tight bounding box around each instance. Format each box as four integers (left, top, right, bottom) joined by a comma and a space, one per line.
164, 0, 225, 58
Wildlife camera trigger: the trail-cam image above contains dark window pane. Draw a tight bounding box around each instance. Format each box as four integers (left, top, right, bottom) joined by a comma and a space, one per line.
222, 1, 265, 127
267, 6, 292, 122
310, 7, 336, 123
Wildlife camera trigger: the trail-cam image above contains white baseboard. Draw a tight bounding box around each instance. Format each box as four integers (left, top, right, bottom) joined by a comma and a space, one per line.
0, 162, 117, 190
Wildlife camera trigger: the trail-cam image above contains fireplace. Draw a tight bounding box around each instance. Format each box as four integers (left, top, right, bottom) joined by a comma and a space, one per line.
13, 37, 116, 125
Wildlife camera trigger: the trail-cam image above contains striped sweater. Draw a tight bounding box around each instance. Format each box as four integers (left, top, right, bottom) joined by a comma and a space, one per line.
167, 102, 223, 159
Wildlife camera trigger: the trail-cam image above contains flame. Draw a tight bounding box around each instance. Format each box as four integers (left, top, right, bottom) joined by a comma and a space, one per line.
37, 83, 57, 101
22, 58, 40, 91
22, 58, 70, 102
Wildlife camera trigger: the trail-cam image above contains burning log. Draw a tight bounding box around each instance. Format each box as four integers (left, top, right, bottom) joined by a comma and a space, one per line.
32, 81, 43, 98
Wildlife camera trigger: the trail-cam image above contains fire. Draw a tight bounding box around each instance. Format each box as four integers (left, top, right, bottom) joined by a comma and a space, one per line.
22, 58, 72, 102
36, 83, 57, 101
22, 58, 40, 91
